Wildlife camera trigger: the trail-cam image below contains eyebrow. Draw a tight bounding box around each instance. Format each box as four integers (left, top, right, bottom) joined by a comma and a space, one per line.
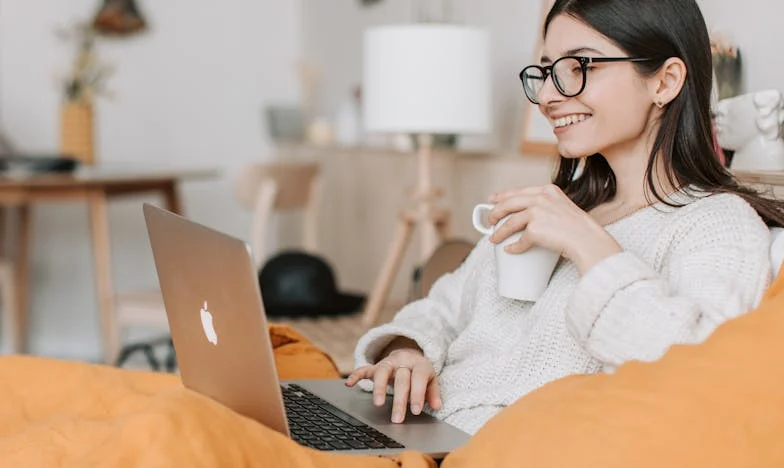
541, 47, 605, 64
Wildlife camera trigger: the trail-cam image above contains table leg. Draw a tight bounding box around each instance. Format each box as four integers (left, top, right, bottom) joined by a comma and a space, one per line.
11, 205, 31, 354
163, 181, 183, 214
88, 191, 120, 364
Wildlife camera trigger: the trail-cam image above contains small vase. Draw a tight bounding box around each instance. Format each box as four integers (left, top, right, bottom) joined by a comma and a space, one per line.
61, 102, 96, 165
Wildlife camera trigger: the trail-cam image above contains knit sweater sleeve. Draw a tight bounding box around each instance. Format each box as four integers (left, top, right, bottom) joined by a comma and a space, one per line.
353, 238, 489, 374
566, 194, 771, 370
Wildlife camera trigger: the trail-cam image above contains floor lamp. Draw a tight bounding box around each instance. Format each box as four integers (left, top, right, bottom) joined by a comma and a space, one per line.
360, 24, 491, 326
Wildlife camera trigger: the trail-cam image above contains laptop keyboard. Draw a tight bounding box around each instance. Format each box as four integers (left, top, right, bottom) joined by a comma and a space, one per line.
281, 383, 405, 451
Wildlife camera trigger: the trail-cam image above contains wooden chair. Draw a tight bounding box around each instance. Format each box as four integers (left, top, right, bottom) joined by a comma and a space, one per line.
235, 160, 366, 374
237, 162, 476, 374
234, 160, 321, 267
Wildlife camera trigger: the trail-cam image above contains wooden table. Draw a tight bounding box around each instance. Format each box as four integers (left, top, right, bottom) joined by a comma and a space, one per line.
0, 165, 217, 363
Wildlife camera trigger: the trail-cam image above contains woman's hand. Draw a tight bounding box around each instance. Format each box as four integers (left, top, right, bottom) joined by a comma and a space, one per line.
487, 184, 622, 275
345, 347, 442, 424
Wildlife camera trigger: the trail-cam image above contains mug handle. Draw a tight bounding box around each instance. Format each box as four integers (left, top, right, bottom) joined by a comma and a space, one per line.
472, 203, 495, 235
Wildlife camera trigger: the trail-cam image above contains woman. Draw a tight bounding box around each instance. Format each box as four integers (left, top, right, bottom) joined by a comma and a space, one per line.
346, 0, 784, 435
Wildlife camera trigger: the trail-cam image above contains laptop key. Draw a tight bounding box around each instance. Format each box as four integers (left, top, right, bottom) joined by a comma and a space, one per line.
319, 404, 366, 427
345, 439, 370, 450
328, 441, 352, 450
312, 442, 335, 451
283, 384, 405, 450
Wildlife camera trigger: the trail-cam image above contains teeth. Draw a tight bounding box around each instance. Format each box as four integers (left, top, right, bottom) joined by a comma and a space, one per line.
554, 114, 590, 128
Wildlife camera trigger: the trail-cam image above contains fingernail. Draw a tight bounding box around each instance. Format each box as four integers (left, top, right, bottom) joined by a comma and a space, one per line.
392, 412, 403, 423
374, 396, 384, 405
411, 404, 421, 415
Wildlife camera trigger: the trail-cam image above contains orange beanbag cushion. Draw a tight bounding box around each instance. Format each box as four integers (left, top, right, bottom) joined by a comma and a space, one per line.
440, 273, 784, 468
268, 324, 342, 380
0, 323, 436, 467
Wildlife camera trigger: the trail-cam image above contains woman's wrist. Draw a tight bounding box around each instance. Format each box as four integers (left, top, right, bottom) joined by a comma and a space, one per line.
376, 336, 422, 362
568, 231, 623, 276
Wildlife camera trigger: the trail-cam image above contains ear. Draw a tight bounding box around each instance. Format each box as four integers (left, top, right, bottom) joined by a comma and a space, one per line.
649, 57, 687, 108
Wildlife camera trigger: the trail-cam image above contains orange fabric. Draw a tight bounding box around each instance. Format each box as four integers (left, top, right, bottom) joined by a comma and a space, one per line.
442, 274, 784, 468
0, 324, 433, 467
268, 323, 342, 380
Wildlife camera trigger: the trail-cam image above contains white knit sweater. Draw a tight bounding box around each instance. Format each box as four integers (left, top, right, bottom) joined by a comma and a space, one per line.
353, 191, 772, 435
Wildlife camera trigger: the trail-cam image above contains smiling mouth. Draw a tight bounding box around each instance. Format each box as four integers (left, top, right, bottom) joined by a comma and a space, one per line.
552, 113, 592, 129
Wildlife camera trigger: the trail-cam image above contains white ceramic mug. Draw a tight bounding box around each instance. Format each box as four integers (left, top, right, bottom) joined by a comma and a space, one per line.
472, 203, 561, 302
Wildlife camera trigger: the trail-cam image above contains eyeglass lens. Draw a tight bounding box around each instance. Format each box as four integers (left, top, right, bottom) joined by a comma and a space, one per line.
522, 57, 585, 104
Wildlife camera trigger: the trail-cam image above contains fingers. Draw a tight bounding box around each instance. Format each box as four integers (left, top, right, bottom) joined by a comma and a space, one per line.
490, 210, 531, 245
488, 184, 566, 218
372, 362, 395, 406
346, 359, 442, 423
425, 377, 443, 411
504, 230, 535, 254
489, 185, 546, 203
344, 365, 374, 387
408, 363, 432, 415
487, 194, 537, 225
391, 367, 412, 423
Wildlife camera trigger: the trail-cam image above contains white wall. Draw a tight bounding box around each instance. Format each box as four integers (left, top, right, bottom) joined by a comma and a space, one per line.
302, 0, 540, 152
697, 0, 784, 94
304, 0, 784, 152
0, 0, 303, 360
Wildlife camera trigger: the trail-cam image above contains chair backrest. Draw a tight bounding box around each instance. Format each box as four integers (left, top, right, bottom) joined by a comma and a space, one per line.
235, 161, 322, 267
410, 239, 475, 301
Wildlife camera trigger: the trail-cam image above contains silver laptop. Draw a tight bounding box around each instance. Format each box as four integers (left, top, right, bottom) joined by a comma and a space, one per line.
142, 203, 470, 458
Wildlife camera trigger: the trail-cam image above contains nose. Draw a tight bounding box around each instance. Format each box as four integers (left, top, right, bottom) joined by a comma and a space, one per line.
537, 73, 563, 108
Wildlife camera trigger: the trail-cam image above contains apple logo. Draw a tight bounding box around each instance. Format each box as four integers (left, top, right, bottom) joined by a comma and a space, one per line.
200, 301, 218, 345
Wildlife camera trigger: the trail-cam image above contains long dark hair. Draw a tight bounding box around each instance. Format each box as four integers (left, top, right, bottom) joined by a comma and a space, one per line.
546, 0, 784, 226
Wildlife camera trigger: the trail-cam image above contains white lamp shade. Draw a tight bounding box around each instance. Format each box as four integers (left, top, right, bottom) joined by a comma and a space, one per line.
362, 24, 491, 135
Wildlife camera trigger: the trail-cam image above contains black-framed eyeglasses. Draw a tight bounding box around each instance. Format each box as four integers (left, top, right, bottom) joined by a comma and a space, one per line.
519, 56, 653, 104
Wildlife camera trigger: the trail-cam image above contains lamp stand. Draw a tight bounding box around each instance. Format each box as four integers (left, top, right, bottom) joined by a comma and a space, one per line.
361, 133, 451, 327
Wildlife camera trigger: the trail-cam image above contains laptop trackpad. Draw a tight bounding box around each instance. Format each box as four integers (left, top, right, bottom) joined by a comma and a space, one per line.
290, 379, 471, 456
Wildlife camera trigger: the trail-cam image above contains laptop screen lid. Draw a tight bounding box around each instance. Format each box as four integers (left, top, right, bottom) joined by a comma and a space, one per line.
142, 203, 289, 436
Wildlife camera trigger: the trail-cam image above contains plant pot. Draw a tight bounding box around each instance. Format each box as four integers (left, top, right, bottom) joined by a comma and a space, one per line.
61, 102, 96, 165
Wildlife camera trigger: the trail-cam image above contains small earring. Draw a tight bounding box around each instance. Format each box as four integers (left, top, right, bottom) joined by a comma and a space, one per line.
657, 100, 665, 108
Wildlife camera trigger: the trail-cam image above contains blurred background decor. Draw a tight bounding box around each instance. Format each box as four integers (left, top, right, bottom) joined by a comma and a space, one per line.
711, 31, 742, 100
360, 23, 491, 322
716, 90, 784, 171
56, 21, 114, 166
92, 0, 148, 37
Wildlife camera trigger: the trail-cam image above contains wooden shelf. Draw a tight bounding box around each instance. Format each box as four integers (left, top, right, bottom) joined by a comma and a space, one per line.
734, 170, 784, 187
